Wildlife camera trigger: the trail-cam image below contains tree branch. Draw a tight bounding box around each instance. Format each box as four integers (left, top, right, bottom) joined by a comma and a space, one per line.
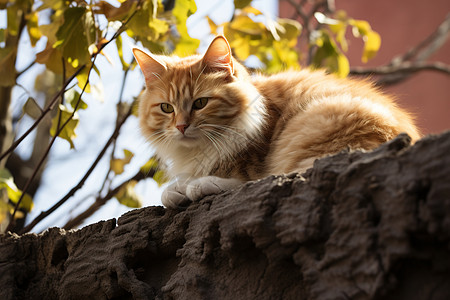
351, 13, 450, 86
62, 169, 152, 230
19, 104, 134, 234
350, 61, 450, 76
0, 66, 85, 163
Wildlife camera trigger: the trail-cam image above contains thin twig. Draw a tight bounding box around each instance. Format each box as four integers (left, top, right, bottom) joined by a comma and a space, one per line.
7, 58, 94, 231
398, 13, 450, 63
20, 104, 134, 234
98, 67, 131, 197
16, 61, 36, 79
0, 66, 85, 163
5, 3, 142, 233
0, 0, 140, 164
62, 168, 151, 230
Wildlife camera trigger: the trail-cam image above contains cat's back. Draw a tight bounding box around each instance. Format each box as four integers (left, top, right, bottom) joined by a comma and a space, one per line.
251, 69, 419, 140
248, 69, 420, 175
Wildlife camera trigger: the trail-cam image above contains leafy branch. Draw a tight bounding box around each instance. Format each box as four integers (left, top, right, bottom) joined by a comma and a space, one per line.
20, 100, 134, 234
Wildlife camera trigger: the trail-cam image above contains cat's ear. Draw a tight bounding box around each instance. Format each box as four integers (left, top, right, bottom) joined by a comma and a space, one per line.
202, 36, 234, 74
132, 47, 167, 85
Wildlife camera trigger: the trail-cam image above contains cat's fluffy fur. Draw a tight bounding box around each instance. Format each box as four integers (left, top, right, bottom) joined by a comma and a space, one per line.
133, 36, 420, 207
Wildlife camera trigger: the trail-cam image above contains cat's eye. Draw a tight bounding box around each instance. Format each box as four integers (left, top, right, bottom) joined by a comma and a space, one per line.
160, 103, 174, 113
192, 98, 208, 110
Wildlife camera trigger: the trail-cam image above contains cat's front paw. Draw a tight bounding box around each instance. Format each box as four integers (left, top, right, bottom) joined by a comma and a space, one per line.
161, 180, 191, 209
186, 176, 242, 202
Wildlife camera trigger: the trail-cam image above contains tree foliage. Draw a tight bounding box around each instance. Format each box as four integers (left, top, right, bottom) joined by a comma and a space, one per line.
0, 0, 447, 233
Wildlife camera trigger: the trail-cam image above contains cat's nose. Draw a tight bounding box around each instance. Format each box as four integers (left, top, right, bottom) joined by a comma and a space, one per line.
176, 124, 189, 134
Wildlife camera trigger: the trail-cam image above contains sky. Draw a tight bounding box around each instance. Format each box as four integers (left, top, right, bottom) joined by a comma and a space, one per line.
7, 0, 278, 232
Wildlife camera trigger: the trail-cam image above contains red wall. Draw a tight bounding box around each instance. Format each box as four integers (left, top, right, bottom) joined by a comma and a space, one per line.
280, 0, 450, 134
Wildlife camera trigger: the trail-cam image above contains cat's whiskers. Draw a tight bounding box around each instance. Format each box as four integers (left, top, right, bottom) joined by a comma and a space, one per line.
198, 123, 262, 152
198, 128, 224, 158
198, 127, 239, 163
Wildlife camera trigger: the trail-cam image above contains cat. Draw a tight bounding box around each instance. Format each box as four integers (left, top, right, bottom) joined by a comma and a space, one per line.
133, 35, 420, 208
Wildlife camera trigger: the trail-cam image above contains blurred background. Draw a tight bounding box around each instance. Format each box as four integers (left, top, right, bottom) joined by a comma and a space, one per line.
1, 0, 449, 233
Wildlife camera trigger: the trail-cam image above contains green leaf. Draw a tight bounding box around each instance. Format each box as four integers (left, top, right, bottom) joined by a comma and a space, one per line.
50, 105, 79, 149
0, 168, 33, 212
234, 0, 252, 9
115, 181, 142, 208
54, 7, 95, 68
110, 149, 134, 175
312, 30, 349, 77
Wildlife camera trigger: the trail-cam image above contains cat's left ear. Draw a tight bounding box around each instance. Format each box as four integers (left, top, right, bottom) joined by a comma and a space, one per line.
132, 47, 167, 86
202, 36, 234, 74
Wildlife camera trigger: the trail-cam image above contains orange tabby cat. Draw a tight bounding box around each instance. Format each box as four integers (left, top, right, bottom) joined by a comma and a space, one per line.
133, 36, 420, 208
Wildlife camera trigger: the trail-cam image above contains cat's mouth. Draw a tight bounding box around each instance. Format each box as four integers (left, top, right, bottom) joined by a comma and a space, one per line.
176, 132, 198, 145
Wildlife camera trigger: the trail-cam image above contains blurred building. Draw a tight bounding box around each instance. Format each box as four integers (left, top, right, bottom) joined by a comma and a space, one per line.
279, 0, 450, 134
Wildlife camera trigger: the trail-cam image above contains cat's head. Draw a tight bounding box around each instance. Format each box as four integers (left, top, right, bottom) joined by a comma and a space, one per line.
133, 36, 264, 170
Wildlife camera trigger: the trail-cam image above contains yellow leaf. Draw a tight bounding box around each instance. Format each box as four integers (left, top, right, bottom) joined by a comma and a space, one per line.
0, 168, 34, 212
140, 157, 159, 174
50, 105, 79, 149
115, 181, 142, 208
26, 11, 42, 46
362, 30, 381, 62
350, 19, 371, 37
206, 16, 218, 35
242, 6, 263, 15
116, 34, 129, 70
153, 170, 169, 187
173, 0, 200, 56
335, 53, 350, 77
110, 149, 134, 175
234, 0, 252, 9
229, 15, 265, 36
329, 21, 348, 52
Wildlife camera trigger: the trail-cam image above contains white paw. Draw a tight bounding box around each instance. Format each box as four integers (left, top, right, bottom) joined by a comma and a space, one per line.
186, 176, 242, 201
161, 179, 190, 208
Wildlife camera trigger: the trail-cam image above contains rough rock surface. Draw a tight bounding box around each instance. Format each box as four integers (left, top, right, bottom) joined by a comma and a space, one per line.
1, 132, 450, 300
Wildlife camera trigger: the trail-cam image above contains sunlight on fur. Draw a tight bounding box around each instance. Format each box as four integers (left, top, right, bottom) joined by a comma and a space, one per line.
133, 36, 420, 208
